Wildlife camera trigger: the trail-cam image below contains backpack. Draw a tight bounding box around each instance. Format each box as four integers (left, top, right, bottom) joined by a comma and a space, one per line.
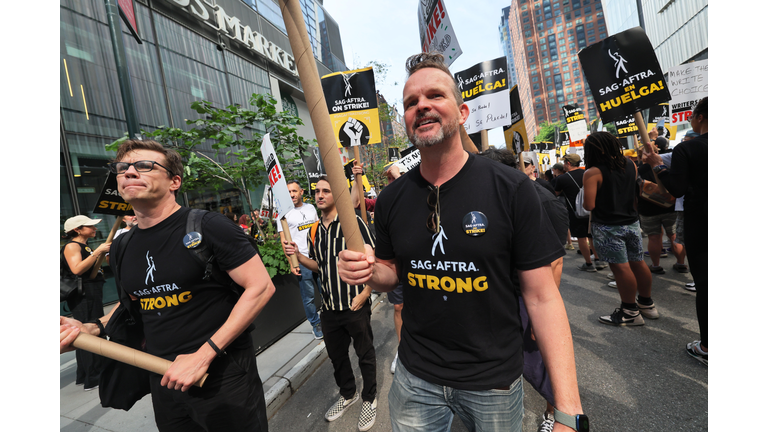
99, 209, 253, 410
565, 172, 590, 219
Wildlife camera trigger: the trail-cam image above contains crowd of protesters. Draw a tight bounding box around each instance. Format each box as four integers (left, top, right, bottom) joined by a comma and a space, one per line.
60, 48, 705, 432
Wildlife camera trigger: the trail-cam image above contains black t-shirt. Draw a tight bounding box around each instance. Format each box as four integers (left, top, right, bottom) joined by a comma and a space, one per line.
535, 177, 557, 195
374, 153, 565, 390
552, 169, 585, 214
113, 207, 258, 360
535, 181, 570, 246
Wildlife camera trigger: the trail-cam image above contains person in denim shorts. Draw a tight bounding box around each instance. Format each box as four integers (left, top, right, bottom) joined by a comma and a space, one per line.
582, 132, 658, 326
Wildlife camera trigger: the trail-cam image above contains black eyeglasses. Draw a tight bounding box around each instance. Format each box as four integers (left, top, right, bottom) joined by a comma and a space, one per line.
108, 160, 174, 176
426, 185, 441, 234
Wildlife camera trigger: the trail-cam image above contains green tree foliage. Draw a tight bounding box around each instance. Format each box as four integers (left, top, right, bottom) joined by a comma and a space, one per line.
107, 93, 313, 277
535, 120, 566, 142
108, 93, 313, 215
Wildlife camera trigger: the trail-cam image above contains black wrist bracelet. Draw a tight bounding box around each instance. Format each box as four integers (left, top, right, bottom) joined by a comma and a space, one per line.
207, 338, 226, 356
87, 320, 106, 337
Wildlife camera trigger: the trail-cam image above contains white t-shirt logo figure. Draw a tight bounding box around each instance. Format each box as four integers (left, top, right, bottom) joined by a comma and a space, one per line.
145, 251, 156, 285
431, 226, 447, 256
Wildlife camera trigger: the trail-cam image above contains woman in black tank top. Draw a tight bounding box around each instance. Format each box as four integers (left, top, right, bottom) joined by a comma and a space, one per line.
581, 132, 658, 327
62, 215, 112, 390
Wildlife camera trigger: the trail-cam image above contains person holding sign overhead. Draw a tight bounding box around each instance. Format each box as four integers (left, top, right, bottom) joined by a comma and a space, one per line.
61, 215, 112, 391
337, 52, 587, 432
644, 97, 708, 366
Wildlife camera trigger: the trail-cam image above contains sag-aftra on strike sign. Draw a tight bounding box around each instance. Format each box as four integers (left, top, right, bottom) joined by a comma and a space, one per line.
578, 27, 671, 124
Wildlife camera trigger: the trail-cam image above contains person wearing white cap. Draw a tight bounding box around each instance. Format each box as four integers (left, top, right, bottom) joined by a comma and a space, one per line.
61, 215, 112, 391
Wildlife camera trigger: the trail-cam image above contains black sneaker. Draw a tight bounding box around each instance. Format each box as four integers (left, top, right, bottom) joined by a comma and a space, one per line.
598, 308, 645, 326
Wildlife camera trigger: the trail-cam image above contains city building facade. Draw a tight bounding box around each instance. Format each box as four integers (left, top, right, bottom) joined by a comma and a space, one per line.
499, 6, 520, 89
60, 0, 349, 307
506, 0, 609, 138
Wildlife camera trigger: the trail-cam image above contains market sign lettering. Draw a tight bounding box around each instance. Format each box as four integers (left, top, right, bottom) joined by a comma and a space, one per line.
167, 0, 297, 76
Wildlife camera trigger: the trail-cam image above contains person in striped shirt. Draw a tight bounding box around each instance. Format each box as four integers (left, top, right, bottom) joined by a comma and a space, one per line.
283, 176, 379, 431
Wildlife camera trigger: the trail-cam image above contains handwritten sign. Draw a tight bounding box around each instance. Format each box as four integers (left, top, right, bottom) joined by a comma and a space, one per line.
454, 57, 511, 134
667, 59, 708, 127
562, 104, 588, 142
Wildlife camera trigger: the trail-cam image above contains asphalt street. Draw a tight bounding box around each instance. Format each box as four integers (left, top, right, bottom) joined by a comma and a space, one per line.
267, 243, 707, 432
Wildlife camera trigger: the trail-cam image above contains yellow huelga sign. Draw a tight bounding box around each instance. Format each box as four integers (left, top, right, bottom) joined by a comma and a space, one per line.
321, 67, 381, 148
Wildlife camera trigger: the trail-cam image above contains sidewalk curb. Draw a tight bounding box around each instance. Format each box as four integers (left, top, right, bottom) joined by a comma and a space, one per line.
266, 342, 327, 419
264, 293, 386, 419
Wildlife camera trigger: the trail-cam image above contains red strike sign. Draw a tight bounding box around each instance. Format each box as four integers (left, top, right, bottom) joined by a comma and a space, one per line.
422, 1, 446, 51
268, 164, 282, 186
671, 111, 692, 124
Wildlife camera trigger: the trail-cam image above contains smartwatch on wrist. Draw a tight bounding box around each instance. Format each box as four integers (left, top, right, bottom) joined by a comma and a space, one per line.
652, 164, 667, 174
554, 407, 589, 431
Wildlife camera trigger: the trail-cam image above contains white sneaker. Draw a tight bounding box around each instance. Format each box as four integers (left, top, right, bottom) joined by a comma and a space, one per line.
390, 352, 398, 374
607, 272, 615, 280
608, 281, 617, 288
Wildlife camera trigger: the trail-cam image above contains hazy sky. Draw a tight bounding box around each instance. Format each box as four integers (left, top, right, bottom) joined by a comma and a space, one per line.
322, 0, 516, 148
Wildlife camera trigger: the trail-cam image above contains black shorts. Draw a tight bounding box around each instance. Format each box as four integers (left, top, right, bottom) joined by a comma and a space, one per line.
150, 343, 268, 432
387, 284, 404, 305
568, 211, 591, 238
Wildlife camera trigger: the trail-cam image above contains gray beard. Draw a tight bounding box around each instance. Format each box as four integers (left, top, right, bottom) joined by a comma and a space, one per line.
409, 117, 460, 148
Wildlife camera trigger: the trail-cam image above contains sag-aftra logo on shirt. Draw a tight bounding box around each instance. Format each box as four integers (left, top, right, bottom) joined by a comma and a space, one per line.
405, 219, 488, 294
132, 251, 192, 311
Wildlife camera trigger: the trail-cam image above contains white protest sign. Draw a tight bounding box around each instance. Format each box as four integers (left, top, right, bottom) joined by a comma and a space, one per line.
417, 0, 462, 65
454, 57, 512, 134
258, 187, 278, 220
667, 59, 708, 127
260, 134, 294, 220
395, 146, 422, 173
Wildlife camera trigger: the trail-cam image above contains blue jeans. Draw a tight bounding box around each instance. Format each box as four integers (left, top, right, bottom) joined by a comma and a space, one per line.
389, 359, 523, 432
298, 263, 321, 328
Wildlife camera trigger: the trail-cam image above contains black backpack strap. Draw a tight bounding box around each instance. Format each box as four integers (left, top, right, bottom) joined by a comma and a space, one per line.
186, 209, 216, 281
109, 228, 139, 315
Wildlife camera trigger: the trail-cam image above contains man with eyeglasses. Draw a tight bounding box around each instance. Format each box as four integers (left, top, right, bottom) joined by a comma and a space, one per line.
60, 139, 274, 432
337, 53, 588, 432
282, 176, 379, 431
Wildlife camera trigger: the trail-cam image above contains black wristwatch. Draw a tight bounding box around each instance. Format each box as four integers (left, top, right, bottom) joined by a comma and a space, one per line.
554, 408, 589, 431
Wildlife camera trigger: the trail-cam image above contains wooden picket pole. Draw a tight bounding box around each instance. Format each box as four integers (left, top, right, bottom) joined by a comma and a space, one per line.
278, 0, 364, 253
73, 332, 207, 387
633, 111, 668, 194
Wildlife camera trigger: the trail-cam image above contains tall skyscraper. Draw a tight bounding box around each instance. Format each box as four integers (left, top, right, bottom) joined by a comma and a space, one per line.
506, 0, 609, 138
499, 6, 519, 88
